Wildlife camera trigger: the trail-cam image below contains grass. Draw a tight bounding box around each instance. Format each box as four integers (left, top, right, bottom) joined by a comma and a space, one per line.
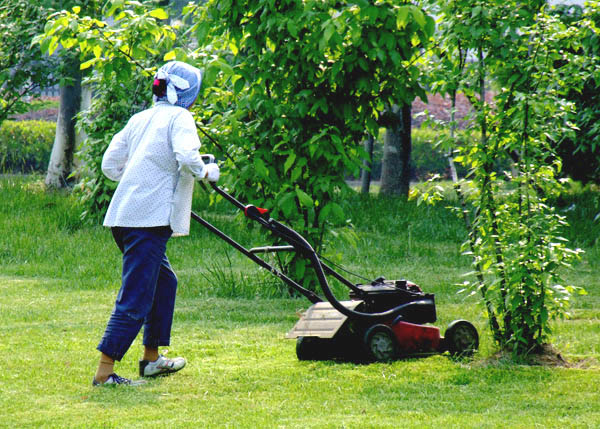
1, 175, 599, 428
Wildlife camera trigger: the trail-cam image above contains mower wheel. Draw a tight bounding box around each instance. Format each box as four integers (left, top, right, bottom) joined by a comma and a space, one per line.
296, 336, 329, 361
364, 324, 398, 362
444, 320, 479, 357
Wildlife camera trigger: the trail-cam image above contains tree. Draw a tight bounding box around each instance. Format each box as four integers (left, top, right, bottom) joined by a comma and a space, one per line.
552, 4, 600, 185
422, 0, 587, 358
360, 134, 375, 194
186, 0, 435, 285
0, 0, 58, 126
41, 0, 435, 289
41, 1, 169, 189
37, 1, 178, 216
41, 1, 103, 189
45, 53, 82, 188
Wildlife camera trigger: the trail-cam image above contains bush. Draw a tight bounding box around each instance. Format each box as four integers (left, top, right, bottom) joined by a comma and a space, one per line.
0, 120, 55, 173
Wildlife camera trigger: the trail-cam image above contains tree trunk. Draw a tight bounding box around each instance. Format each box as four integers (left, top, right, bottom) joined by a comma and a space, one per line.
380, 103, 412, 198
448, 91, 459, 183
360, 134, 374, 194
45, 57, 81, 189
71, 84, 92, 177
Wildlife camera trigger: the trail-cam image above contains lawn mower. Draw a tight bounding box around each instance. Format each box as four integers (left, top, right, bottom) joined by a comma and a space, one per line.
193, 161, 479, 362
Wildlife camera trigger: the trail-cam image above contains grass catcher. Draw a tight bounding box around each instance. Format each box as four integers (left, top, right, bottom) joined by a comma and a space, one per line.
193, 166, 478, 362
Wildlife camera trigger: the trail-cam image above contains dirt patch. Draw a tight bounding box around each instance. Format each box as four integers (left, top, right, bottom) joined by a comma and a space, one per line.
527, 344, 570, 367
11, 108, 58, 122
481, 344, 599, 369
9, 96, 59, 122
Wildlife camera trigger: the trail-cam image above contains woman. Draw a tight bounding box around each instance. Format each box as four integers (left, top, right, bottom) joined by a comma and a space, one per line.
93, 61, 219, 386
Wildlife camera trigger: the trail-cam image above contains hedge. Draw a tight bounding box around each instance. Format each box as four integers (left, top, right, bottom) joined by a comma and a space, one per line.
0, 120, 55, 173
362, 127, 469, 181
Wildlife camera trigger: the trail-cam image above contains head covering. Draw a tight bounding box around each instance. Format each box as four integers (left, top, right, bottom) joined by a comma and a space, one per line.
153, 61, 203, 109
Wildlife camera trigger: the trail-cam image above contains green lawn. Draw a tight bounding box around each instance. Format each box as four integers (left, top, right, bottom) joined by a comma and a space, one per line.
1, 175, 599, 428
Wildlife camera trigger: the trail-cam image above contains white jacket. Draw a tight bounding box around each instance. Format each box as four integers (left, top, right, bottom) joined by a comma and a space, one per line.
102, 101, 206, 236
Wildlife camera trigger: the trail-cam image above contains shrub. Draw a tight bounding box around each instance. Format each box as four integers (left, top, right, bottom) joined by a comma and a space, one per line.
0, 120, 55, 173
411, 127, 465, 180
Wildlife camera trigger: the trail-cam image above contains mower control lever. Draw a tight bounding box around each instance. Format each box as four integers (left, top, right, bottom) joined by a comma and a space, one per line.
244, 205, 270, 220
200, 154, 215, 164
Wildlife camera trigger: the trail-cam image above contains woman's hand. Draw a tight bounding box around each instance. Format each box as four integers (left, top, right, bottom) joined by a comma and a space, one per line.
204, 163, 220, 182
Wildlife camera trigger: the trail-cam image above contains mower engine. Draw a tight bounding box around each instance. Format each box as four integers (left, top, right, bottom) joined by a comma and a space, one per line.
349, 278, 436, 325
287, 277, 478, 362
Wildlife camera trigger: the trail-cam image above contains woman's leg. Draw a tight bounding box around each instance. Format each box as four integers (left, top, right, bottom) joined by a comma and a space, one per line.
96, 227, 171, 367
142, 255, 178, 350
138, 255, 188, 377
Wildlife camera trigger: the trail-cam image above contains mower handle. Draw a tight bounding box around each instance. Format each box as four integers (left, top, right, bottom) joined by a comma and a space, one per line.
267, 214, 432, 322
208, 181, 246, 211
201, 182, 427, 323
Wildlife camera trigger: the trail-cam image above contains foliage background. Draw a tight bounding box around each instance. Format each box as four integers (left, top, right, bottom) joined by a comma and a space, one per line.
553, 3, 600, 185
0, 0, 58, 124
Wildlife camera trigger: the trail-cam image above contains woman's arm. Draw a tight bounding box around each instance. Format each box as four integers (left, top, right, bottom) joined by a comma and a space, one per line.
171, 110, 207, 179
102, 125, 131, 182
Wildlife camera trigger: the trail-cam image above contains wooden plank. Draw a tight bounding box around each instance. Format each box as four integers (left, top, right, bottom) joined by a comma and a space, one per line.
285, 301, 362, 339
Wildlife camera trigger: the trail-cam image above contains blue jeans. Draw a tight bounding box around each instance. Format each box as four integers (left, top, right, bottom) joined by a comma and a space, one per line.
97, 226, 177, 361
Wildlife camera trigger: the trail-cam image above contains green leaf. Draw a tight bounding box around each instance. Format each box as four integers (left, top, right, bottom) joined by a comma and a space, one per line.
291, 167, 302, 182
284, 153, 296, 173
93, 45, 103, 59
330, 202, 345, 223
365, 5, 379, 22
233, 75, 246, 94
39, 36, 51, 54
424, 15, 435, 37
254, 158, 268, 178
47, 37, 60, 56
323, 23, 335, 46
319, 203, 331, 222
149, 8, 168, 20
163, 50, 176, 61
287, 20, 298, 38
203, 65, 219, 87
279, 192, 296, 217
397, 6, 410, 29
80, 58, 98, 70
295, 188, 313, 207
215, 59, 234, 76
195, 22, 209, 44
410, 6, 426, 29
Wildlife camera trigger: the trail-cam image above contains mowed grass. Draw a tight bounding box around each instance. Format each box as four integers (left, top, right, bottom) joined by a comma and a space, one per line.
1, 175, 599, 428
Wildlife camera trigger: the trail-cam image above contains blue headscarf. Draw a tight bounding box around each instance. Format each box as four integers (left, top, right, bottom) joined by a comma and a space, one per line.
153, 61, 203, 109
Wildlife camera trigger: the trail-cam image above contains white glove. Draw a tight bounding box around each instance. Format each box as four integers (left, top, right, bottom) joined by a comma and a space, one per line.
204, 163, 220, 182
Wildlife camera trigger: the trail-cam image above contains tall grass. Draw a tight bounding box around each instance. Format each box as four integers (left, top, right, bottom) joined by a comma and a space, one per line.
2, 175, 597, 305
